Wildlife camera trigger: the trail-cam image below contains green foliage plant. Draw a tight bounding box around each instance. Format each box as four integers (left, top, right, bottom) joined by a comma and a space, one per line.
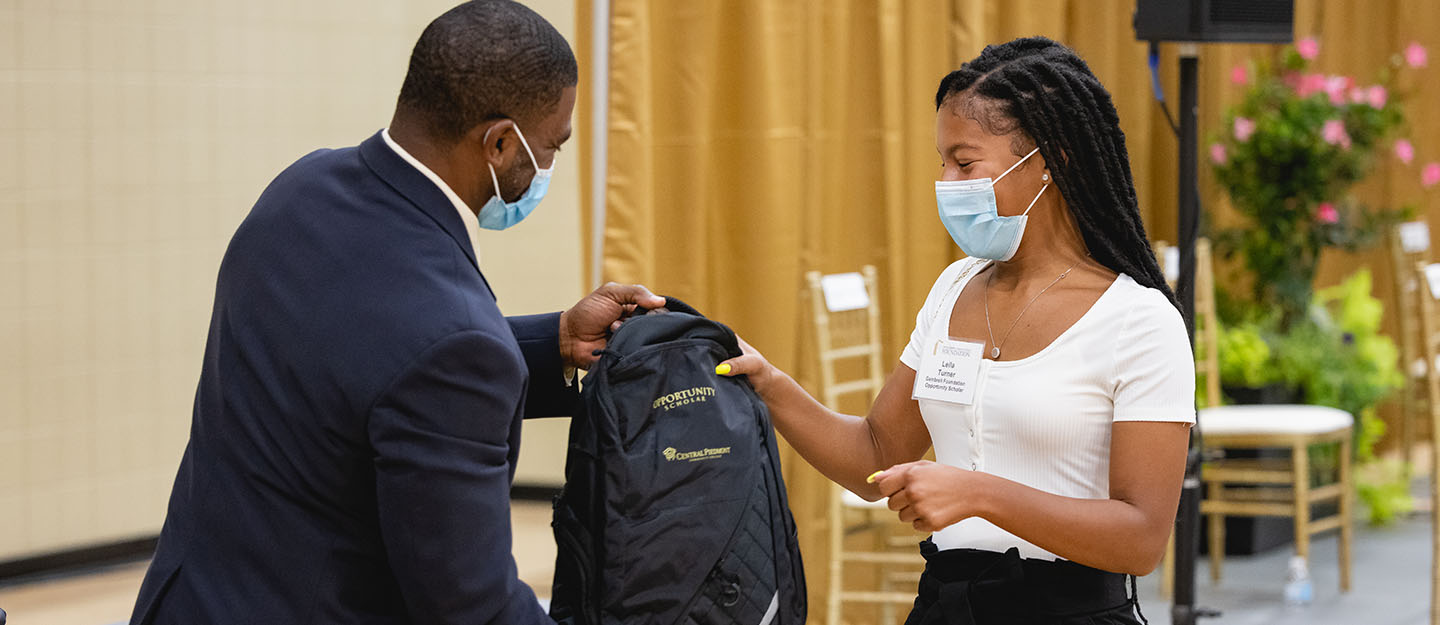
1209, 37, 1430, 327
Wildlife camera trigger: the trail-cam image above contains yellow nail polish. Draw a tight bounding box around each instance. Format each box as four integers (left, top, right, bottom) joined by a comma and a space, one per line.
866, 470, 884, 484
715, 363, 732, 375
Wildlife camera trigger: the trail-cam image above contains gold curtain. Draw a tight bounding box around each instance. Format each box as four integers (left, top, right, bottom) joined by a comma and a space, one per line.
586, 1, 1440, 620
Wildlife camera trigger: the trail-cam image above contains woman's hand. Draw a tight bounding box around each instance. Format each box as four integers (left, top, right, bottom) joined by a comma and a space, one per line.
715, 335, 781, 399
871, 460, 990, 533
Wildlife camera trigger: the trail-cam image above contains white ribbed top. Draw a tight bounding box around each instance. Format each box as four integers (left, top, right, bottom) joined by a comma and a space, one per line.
899, 258, 1196, 561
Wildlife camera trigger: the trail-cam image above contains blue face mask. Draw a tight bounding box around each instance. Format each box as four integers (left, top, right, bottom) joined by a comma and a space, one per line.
479, 124, 553, 230
935, 146, 1049, 261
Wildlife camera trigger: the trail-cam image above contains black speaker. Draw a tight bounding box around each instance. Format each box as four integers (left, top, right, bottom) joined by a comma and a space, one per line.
1134, 0, 1294, 44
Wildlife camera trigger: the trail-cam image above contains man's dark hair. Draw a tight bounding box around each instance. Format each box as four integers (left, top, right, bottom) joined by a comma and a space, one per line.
398, 0, 578, 144
935, 37, 1178, 310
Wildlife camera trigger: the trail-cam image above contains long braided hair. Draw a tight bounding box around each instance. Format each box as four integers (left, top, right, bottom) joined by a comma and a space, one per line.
937, 37, 1178, 310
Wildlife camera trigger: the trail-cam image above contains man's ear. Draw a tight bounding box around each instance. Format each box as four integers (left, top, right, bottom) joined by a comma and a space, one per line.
475, 119, 517, 168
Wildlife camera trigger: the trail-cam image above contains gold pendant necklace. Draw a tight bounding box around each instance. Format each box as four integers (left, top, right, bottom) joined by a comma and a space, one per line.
982, 260, 1081, 359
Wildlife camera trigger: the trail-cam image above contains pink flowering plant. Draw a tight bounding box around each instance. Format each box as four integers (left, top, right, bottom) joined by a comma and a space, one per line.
1209, 36, 1428, 325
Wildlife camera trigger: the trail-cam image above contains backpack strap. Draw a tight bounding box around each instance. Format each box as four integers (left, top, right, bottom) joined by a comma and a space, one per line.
657, 296, 703, 317
619, 295, 704, 319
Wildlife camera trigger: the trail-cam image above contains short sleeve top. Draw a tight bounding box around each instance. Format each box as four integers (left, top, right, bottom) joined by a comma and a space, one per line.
899, 257, 1196, 561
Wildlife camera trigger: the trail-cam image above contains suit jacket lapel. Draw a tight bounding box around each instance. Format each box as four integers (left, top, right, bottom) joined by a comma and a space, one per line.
357, 131, 495, 300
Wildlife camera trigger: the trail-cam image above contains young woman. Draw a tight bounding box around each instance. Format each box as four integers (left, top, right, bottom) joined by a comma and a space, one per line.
718, 37, 1194, 625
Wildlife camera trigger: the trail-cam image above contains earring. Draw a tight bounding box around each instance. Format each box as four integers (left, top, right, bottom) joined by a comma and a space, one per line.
1042, 173, 1050, 181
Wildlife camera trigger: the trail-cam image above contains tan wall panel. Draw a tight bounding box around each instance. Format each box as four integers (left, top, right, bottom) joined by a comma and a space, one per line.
1, 0, 583, 560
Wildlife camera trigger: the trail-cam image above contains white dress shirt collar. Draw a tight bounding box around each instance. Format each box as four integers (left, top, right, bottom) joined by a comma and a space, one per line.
381, 128, 482, 267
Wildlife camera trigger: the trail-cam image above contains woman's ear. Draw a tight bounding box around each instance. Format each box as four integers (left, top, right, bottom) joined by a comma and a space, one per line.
1040, 146, 1070, 180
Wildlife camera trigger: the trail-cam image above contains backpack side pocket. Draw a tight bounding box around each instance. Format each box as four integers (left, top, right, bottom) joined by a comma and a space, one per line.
550, 500, 600, 625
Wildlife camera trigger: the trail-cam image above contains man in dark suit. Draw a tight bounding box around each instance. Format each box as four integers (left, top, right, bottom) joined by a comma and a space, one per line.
128, 2, 660, 624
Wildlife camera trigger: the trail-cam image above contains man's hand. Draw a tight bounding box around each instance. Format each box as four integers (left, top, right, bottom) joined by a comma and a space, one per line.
559, 282, 667, 369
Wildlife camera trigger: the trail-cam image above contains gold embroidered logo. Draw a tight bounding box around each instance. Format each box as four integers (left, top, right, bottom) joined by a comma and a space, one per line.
651, 386, 716, 412
662, 446, 732, 462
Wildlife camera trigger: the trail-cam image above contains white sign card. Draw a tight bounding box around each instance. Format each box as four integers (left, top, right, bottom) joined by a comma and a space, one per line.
1424, 263, 1440, 300
820, 272, 870, 312
1162, 247, 1180, 283
1400, 221, 1431, 254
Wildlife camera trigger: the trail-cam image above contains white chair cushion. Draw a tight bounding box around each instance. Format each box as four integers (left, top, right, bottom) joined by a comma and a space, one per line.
841, 488, 890, 509
1198, 404, 1353, 436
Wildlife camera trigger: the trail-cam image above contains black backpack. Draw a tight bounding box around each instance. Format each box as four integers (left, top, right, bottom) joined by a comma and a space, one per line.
549, 298, 807, 625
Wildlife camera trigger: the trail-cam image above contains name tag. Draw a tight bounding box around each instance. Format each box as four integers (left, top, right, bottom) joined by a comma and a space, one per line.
912, 337, 983, 405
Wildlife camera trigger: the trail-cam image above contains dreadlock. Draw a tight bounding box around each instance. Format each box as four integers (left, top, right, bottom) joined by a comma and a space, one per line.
936, 37, 1179, 311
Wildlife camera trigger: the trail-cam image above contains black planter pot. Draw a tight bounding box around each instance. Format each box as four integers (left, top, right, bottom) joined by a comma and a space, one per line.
1204, 384, 1310, 556
1221, 383, 1305, 405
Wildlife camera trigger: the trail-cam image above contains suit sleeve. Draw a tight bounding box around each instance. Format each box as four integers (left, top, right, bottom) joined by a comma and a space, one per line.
507, 312, 581, 418
369, 330, 551, 625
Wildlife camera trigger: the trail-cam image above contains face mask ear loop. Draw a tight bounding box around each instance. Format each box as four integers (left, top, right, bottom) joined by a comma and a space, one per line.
994, 146, 1041, 183
1021, 182, 1049, 217
484, 121, 546, 183
482, 123, 508, 201
511, 125, 543, 171
487, 164, 504, 201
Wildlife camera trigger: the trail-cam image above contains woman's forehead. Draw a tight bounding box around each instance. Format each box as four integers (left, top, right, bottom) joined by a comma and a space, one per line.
937, 106, 1007, 151
937, 94, 1031, 153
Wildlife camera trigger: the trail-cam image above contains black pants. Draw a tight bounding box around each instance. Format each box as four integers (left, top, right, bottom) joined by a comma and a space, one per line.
903, 540, 1145, 625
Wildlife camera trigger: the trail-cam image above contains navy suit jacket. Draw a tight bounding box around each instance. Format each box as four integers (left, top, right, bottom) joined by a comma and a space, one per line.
130, 131, 577, 625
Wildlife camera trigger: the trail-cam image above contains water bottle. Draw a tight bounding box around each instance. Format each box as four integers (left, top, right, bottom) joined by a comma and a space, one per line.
1283, 555, 1314, 607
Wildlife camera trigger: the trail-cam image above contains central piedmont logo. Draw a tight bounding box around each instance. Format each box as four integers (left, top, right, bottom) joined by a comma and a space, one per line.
662, 446, 732, 462
651, 386, 716, 412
